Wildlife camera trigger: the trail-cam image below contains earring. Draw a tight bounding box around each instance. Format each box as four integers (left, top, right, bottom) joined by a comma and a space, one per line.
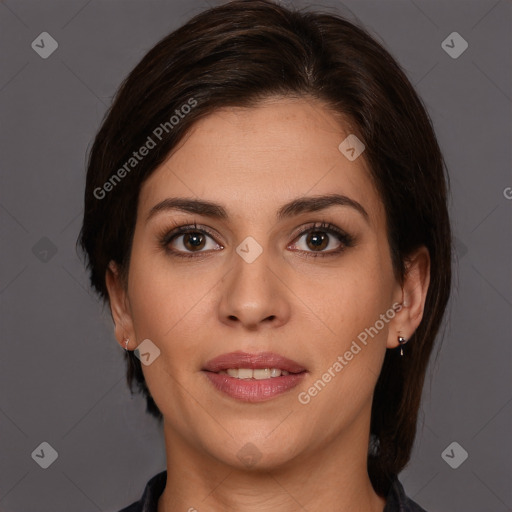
123, 337, 130, 351
398, 336, 407, 356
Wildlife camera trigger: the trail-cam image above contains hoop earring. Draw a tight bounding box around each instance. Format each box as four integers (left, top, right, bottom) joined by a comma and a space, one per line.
123, 337, 130, 351
398, 336, 407, 356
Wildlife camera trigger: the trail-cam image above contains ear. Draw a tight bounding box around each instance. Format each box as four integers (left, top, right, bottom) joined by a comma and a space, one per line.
387, 246, 430, 349
105, 260, 135, 350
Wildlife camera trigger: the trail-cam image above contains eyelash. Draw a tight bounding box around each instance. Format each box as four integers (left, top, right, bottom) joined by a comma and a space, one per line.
157, 220, 355, 259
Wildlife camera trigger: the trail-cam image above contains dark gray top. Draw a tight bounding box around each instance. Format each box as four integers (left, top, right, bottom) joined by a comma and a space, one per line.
118, 471, 427, 512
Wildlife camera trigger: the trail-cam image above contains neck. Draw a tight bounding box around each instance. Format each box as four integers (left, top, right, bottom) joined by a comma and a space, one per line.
157, 415, 386, 512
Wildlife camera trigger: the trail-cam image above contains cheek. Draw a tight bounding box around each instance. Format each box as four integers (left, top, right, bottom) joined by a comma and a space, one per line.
126, 246, 208, 340
301, 250, 394, 346
296, 248, 394, 407
125, 245, 222, 386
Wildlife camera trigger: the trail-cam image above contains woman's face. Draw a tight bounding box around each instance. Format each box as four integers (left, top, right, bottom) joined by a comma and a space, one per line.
108, 97, 417, 470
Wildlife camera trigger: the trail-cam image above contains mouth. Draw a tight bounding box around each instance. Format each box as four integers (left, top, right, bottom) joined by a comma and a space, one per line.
202, 350, 307, 374
216, 368, 296, 379
202, 351, 307, 402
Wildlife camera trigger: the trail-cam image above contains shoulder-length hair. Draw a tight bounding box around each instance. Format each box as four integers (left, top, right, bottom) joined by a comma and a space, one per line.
78, 0, 451, 495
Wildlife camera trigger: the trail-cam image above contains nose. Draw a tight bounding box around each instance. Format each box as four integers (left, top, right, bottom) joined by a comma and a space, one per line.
217, 246, 291, 331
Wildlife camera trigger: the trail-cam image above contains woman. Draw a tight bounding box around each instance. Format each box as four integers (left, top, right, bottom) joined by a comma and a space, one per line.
78, 1, 451, 510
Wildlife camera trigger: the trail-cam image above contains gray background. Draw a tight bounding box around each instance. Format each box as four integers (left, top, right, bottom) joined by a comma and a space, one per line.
1, 0, 511, 511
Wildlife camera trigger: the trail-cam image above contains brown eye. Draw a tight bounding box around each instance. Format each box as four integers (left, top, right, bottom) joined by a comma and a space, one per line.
182, 232, 207, 251
289, 222, 355, 257
160, 224, 223, 258
305, 231, 329, 251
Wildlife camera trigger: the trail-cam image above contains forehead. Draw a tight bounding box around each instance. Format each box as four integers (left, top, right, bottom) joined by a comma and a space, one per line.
138, 97, 383, 226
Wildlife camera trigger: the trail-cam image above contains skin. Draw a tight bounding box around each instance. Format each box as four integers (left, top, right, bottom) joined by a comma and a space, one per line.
106, 97, 430, 512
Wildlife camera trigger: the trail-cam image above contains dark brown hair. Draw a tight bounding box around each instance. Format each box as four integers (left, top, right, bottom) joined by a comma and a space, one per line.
78, 0, 451, 496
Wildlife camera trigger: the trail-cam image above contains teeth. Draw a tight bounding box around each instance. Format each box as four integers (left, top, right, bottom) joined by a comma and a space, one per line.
218, 368, 291, 379
253, 369, 270, 380
238, 368, 253, 379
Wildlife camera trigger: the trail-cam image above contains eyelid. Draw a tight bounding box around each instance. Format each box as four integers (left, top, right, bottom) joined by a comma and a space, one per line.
287, 221, 355, 254
288, 221, 350, 243
157, 221, 223, 252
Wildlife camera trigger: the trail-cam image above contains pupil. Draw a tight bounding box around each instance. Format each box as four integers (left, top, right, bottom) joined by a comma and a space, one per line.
308, 232, 327, 250
185, 233, 205, 250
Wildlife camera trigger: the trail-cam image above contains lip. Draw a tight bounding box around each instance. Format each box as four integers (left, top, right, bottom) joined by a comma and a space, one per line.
202, 351, 307, 402
202, 351, 307, 374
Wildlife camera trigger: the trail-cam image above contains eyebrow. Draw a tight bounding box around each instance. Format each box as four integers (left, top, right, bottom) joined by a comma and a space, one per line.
146, 193, 369, 224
